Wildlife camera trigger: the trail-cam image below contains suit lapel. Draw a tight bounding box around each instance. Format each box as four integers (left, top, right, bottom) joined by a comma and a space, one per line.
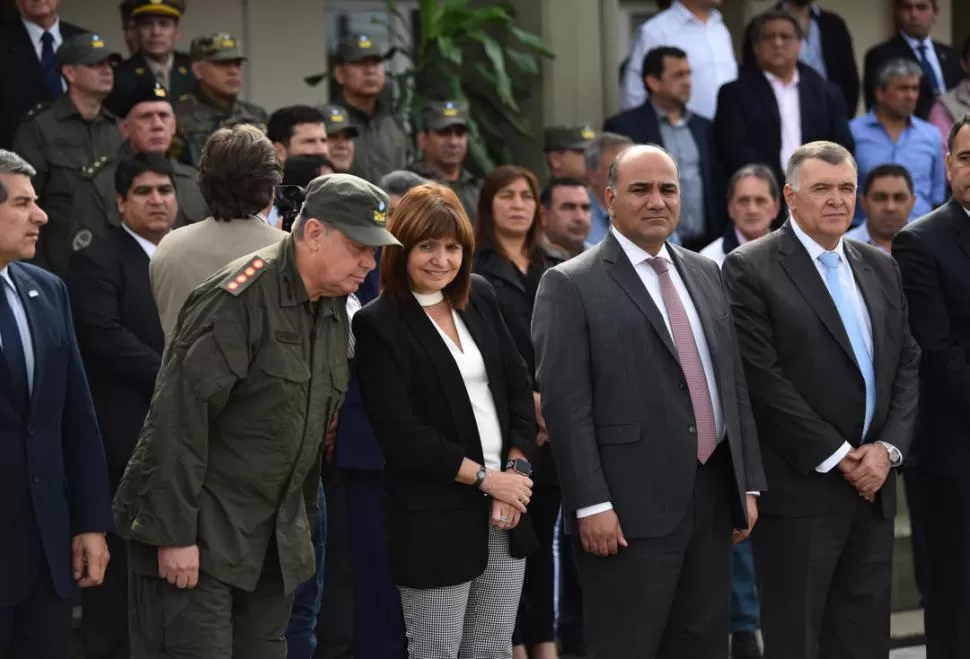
777, 224, 857, 364
9, 21, 46, 97
602, 234, 678, 360
7, 264, 45, 414
945, 199, 970, 260
668, 247, 721, 360
458, 297, 504, 414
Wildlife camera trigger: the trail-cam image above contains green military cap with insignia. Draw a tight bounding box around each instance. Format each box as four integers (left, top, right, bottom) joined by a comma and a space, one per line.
422, 100, 469, 132
190, 33, 247, 62
333, 34, 388, 64
57, 32, 122, 67
298, 173, 401, 247
130, 0, 185, 20
319, 104, 359, 138
543, 123, 597, 152
106, 79, 173, 118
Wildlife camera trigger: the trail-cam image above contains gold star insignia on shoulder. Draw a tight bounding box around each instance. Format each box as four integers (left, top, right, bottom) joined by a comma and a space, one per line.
135, 67, 146, 75
178, 66, 188, 74
221, 256, 269, 295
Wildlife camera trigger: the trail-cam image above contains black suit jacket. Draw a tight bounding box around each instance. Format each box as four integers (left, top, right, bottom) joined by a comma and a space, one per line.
0, 17, 86, 149
715, 63, 854, 197
892, 199, 970, 475
863, 35, 963, 119
604, 103, 724, 237
0, 261, 113, 604
742, 4, 860, 115
722, 222, 921, 520
353, 275, 536, 588
67, 228, 164, 489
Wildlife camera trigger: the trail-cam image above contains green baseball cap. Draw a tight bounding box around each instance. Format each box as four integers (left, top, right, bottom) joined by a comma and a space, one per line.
299, 173, 401, 247
334, 35, 387, 64
190, 33, 247, 62
57, 33, 121, 67
544, 124, 596, 152
319, 104, 360, 138
422, 100, 469, 132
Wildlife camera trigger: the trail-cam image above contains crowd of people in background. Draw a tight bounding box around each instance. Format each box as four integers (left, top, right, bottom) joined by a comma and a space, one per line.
1, 0, 970, 658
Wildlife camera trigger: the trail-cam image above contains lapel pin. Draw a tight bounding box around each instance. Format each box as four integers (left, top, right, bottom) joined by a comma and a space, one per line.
28, 290, 39, 298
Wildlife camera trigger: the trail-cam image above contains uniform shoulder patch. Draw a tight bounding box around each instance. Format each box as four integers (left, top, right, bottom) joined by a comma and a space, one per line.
81, 155, 111, 179
221, 256, 270, 296
24, 102, 49, 120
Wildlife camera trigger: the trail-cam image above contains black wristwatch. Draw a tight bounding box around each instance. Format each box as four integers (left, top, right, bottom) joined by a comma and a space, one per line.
473, 466, 488, 491
505, 458, 533, 477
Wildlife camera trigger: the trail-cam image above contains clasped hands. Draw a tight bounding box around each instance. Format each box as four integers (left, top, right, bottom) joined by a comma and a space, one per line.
837, 443, 892, 503
481, 469, 533, 532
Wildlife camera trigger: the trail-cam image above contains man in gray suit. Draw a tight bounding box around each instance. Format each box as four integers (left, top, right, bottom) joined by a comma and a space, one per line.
532, 145, 766, 659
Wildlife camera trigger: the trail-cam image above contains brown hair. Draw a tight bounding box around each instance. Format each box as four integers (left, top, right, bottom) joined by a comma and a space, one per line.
381, 183, 475, 310
475, 165, 542, 261
198, 124, 282, 221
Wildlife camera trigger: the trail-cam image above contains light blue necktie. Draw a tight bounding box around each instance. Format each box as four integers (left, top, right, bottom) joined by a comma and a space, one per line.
818, 251, 875, 438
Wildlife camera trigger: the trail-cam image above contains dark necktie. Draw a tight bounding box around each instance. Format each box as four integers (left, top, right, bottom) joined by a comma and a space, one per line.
40, 31, 62, 99
916, 43, 942, 94
0, 280, 29, 406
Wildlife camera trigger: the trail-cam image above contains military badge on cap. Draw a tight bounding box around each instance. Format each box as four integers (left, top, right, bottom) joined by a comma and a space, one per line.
373, 200, 388, 226
581, 126, 595, 140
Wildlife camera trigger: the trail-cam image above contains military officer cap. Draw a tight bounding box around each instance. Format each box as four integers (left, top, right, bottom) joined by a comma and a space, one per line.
422, 100, 469, 132
130, 0, 185, 19
106, 80, 173, 118
190, 33, 247, 62
57, 33, 122, 67
319, 104, 359, 138
334, 34, 388, 64
544, 124, 597, 152
298, 173, 402, 247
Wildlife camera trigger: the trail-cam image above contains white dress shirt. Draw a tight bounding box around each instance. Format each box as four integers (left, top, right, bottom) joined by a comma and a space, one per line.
0, 266, 36, 393
764, 69, 802, 172
901, 32, 946, 94
620, 1, 737, 119
577, 228, 728, 519
122, 223, 159, 259
21, 17, 66, 92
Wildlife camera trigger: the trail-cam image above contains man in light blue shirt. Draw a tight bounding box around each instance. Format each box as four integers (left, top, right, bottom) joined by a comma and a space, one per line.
846, 164, 914, 253
850, 58, 945, 223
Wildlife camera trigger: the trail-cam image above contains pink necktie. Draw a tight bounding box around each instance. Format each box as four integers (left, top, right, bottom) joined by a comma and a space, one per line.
647, 257, 718, 463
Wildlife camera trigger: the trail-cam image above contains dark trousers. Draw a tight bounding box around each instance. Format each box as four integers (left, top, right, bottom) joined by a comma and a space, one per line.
921, 468, 970, 659
574, 447, 735, 659
287, 480, 327, 659
314, 467, 354, 659
730, 539, 759, 633
512, 484, 561, 647
0, 561, 72, 659
81, 533, 130, 659
902, 467, 927, 603
345, 469, 406, 659
752, 496, 893, 659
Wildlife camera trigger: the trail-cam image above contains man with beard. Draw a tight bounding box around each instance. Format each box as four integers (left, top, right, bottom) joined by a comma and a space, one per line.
411, 100, 481, 222
847, 164, 915, 252
321, 104, 359, 174
539, 177, 592, 262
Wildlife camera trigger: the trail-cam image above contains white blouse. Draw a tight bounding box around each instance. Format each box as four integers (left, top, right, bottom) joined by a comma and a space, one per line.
413, 291, 503, 471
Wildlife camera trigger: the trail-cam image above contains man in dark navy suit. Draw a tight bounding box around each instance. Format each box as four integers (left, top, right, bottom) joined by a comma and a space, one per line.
0, 149, 114, 657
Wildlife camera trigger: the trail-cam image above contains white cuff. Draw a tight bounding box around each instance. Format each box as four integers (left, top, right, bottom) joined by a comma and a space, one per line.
745, 491, 760, 496
576, 502, 613, 519
877, 441, 903, 467
816, 442, 852, 473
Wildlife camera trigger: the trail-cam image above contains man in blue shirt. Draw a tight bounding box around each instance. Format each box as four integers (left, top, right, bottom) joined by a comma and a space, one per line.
850, 57, 945, 223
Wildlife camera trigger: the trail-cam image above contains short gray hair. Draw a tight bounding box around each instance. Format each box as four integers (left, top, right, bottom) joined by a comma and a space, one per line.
584, 132, 633, 173
378, 170, 429, 198
727, 164, 780, 202
0, 150, 37, 204
786, 141, 857, 191
876, 58, 923, 89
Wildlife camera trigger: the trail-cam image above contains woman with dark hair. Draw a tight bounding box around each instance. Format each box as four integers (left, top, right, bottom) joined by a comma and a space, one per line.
474, 165, 560, 659
353, 183, 536, 658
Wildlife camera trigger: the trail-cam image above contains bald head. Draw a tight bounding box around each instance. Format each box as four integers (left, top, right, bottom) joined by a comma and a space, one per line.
607, 144, 678, 192
605, 144, 681, 256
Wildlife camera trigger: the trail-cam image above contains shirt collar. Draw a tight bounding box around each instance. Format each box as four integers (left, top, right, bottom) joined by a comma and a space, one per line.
22, 15, 60, 44
781, 2, 821, 19
610, 225, 673, 266
734, 226, 751, 246
122, 223, 159, 258
764, 68, 800, 88
0, 265, 11, 287
671, 0, 722, 24
790, 214, 846, 263
900, 31, 932, 51
651, 100, 691, 126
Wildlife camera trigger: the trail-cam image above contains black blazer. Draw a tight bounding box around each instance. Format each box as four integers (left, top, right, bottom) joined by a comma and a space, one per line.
722, 222, 921, 520
353, 275, 536, 588
892, 199, 970, 475
604, 102, 723, 237
67, 228, 164, 489
741, 4, 860, 115
715, 63, 855, 199
0, 17, 86, 149
863, 35, 963, 119
0, 261, 113, 605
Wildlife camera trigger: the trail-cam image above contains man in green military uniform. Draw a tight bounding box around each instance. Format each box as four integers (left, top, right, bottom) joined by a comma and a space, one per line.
110, 0, 196, 106
175, 33, 268, 167
411, 100, 481, 221
13, 33, 124, 277
320, 103, 359, 174
67, 81, 207, 267
543, 123, 596, 180
330, 35, 409, 183
114, 173, 401, 658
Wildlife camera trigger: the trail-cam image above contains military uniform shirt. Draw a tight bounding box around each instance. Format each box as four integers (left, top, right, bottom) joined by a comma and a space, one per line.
337, 95, 409, 184
110, 51, 196, 110
175, 87, 268, 167
114, 235, 349, 594
12, 95, 123, 276
448, 169, 482, 224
